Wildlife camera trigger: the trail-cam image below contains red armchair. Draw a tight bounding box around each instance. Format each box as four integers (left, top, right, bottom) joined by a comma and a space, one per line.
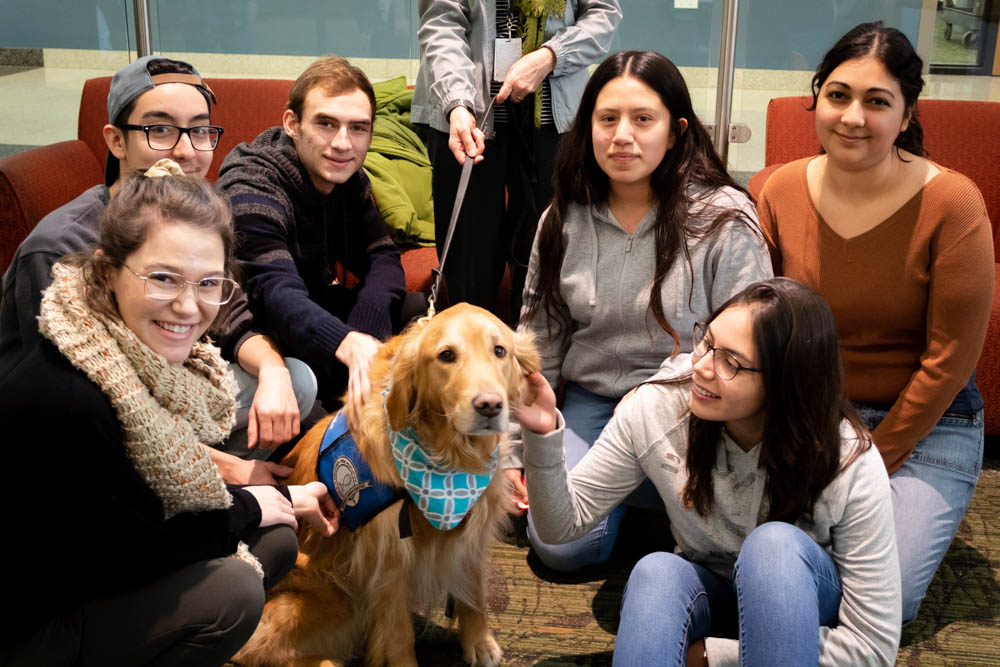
0, 77, 438, 292
748, 96, 1000, 435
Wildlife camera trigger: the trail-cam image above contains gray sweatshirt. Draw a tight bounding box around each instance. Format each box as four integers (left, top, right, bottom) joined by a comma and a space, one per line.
523, 187, 771, 398
522, 361, 901, 666
505, 188, 771, 469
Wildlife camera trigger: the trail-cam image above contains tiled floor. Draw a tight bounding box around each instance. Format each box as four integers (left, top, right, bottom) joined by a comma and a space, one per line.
1, 56, 998, 175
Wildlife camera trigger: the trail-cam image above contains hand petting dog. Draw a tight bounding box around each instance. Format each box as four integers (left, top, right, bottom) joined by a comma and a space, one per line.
336, 330, 382, 430
246, 482, 340, 535
517, 371, 558, 435
289, 481, 340, 536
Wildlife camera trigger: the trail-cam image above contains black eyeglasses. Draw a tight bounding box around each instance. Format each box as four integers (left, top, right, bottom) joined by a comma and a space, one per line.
692, 322, 762, 381
122, 264, 239, 306
119, 124, 223, 151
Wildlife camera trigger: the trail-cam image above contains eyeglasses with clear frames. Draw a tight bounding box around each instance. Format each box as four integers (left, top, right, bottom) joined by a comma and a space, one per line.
692, 322, 762, 381
118, 124, 224, 151
122, 264, 239, 306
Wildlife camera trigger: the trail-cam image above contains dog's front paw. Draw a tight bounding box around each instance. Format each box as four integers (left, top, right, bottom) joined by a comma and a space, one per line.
462, 631, 502, 667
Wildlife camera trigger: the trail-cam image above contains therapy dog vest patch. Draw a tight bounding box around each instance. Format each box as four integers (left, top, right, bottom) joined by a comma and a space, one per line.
316, 411, 400, 531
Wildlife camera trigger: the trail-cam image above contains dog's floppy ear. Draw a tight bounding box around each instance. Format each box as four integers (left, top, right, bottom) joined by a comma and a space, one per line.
511, 328, 541, 405
386, 323, 423, 431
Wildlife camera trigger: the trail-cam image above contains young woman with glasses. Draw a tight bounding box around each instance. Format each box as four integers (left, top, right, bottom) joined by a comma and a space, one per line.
507, 49, 772, 572
518, 278, 901, 666
0, 175, 337, 665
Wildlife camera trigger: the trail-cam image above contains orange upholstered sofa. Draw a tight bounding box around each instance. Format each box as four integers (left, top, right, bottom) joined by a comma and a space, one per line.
0, 77, 438, 292
747, 96, 1000, 436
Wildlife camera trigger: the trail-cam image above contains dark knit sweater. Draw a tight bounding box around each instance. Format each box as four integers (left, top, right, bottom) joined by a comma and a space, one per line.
217, 128, 405, 380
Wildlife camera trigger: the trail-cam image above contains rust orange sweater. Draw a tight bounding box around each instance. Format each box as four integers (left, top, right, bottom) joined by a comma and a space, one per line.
758, 157, 994, 474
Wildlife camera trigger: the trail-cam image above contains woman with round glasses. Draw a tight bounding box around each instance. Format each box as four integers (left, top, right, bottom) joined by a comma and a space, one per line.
518, 278, 901, 666
0, 175, 337, 665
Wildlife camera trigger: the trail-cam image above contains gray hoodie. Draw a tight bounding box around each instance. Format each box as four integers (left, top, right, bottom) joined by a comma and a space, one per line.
523, 186, 771, 398
505, 187, 772, 469
523, 360, 901, 666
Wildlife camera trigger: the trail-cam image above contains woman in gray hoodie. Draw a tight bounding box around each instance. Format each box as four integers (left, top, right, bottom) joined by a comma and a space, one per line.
505, 50, 772, 571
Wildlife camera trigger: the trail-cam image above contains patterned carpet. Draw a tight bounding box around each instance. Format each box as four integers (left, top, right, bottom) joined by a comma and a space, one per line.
402, 449, 1000, 666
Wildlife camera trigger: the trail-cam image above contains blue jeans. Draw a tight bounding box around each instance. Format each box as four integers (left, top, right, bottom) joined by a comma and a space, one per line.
527, 383, 664, 571
856, 405, 984, 624
222, 357, 318, 460
613, 523, 842, 667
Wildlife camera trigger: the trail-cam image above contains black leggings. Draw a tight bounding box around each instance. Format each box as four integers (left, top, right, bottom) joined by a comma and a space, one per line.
2, 524, 297, 667
426, 122, 561, 322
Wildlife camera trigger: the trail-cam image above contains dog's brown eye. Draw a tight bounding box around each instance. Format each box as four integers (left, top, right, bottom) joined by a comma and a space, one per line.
438, 349, 456, 363
494, 345, 507, 358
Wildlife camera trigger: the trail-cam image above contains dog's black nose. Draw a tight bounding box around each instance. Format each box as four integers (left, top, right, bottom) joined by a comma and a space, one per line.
473, 393, 504, 418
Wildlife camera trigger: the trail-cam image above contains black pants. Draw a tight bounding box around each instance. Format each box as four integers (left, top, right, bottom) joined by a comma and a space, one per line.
2, 525, 297, 667
427, 122, 561, 323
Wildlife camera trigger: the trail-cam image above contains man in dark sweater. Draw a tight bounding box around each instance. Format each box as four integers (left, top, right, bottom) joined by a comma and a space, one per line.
0, 56, 314, 484
217, 57, 405, 417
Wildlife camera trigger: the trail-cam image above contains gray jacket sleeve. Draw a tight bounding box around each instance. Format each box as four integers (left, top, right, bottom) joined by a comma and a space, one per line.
545, 0, 622, 77
522, 395, 648, 544
417, 0, 478, 117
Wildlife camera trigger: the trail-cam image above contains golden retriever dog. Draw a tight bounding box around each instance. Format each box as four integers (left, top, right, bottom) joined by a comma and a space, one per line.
234, 303, 539, 667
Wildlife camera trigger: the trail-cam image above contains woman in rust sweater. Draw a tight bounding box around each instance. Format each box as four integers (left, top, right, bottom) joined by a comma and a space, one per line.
757, 21, 994, 626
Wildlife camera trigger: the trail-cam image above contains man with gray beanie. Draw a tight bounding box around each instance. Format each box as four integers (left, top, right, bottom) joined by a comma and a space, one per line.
0, 56, 315, 484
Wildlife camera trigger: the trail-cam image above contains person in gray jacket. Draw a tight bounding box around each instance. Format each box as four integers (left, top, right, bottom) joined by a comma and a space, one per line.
518, 279, 901, 667
507, 50, 772, 571
411, 0, 621, 318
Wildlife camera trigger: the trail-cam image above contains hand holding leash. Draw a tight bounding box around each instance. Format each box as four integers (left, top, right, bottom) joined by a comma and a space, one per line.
447, 106, 485, 165
428, 98, 497, 317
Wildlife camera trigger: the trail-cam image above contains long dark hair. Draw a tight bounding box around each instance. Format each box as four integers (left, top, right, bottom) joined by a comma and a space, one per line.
521, 50, 755, 353
681, 278, 871, 522
810, 21, 926, 156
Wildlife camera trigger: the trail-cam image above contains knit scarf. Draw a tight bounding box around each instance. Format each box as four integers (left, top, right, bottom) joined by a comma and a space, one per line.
514, 0, 566, 127
39, 263, 262, 575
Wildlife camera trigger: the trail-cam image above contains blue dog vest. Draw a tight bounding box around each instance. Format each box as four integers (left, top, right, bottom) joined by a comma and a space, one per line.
316, 411, 400, 531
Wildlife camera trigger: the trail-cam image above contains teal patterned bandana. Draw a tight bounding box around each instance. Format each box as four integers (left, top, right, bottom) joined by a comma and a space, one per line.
382, 387, 498, 530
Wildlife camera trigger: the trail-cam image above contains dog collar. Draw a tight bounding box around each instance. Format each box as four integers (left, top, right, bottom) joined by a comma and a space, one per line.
382, 386, 498, 531
316, 410, 401, 531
